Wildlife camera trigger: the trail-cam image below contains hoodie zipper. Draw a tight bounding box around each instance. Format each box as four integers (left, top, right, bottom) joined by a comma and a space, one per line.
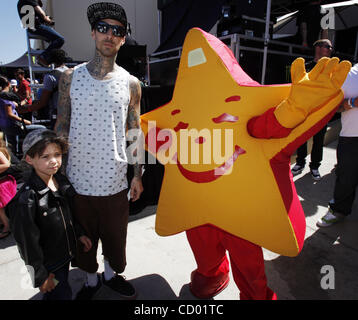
58, 205, 72, 257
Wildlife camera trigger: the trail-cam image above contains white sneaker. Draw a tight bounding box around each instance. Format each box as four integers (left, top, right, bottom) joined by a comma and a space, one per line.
310, 169, 321, 181
316, 210, 344, 227
292, 164, 304, 176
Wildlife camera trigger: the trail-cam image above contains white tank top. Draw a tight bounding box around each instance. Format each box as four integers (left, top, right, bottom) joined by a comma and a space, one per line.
67, 63, 130, 196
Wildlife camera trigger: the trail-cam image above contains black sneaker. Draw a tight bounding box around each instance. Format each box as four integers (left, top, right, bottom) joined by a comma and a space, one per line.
310, 168, 321, 181
291, 164, 304, 176
101, 273, 137, 300
75, 275, 101, 300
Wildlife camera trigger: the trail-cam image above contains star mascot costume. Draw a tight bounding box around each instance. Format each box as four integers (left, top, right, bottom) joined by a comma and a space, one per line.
140, 28, 350, 299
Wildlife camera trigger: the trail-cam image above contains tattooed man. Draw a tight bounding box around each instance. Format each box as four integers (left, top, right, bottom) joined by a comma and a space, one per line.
55, 2, 143, 300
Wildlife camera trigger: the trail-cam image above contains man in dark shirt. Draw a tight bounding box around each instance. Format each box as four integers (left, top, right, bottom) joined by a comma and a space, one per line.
17, 0, 65, 67
291, 39, 333, 180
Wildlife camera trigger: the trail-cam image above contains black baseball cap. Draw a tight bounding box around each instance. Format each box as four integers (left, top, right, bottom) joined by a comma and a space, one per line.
87, 2, 127, 30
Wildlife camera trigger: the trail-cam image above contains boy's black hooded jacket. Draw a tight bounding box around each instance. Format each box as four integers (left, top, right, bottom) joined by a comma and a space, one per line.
7, 170, 84, 288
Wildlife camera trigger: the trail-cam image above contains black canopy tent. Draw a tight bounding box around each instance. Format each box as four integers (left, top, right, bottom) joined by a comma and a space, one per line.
154, 0, 277, 84
156, 0, 227, 53
156, 0, 343, 53
1, 52, 49, 73
153, 0, 358, 85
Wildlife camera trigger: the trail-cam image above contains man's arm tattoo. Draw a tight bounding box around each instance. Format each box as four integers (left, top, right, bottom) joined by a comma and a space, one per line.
54, 69, 73, 174
54, 69, 73, 138
127, 77, 142, 178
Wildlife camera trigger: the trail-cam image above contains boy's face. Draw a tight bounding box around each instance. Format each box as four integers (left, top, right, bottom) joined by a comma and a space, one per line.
25, 143, 62, 180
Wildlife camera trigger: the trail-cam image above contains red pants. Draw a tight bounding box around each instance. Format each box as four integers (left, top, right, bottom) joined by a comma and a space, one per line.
186, 225, 276, 300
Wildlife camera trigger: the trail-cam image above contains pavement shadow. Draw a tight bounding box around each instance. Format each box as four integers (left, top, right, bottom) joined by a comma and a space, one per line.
178, 283, 203, 300
70, 269, 179, 300
293, 169, 337, 217
0, 232, 17, 250
266, 217, 358, 300
128, 205, 157, 223
29, 292, 43, 300
29, 271, 179, 300
122, 274, 177, 300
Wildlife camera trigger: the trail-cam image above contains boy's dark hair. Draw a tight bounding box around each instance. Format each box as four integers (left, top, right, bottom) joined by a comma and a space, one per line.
26, 132, 69, 158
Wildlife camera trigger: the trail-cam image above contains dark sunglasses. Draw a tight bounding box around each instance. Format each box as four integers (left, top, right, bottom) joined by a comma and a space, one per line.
95, 21, 126, 37
316, 43, 333, 50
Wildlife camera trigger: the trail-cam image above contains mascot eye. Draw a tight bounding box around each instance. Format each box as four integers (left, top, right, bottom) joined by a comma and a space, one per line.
225, 96, 241, 103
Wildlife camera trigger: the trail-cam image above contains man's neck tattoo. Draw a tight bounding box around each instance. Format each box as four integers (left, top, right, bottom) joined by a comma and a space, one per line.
87, 50, 118, 80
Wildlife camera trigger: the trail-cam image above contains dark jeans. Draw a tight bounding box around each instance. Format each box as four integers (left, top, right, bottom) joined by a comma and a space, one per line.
30, 24, 65, 62
295, 125, 327, 169
330, 137, 358, 216
73, 190, 129, 274
42, 262, 72, 300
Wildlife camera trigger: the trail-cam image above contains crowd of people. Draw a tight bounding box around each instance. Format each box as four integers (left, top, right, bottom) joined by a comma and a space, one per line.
0, 0, 358, 301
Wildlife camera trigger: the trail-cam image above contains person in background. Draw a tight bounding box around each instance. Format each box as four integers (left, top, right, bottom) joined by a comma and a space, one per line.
0, 132, 16, 240
0, 76, 32, 155
10, 80, 18, 94
297, 0, 328, 49
15, 69, 32, 107
18, 49, 69, 129
317, 63, 358, 227
291, 39, 333, 180
17, 0, 65, 67
0, 81, 22, 107
1, 76, 46, 156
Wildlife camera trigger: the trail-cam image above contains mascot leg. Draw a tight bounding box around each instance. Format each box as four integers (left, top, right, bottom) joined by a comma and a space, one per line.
186, 225, 277, 300
222, 231, 277, 300
186, 225, 230, 299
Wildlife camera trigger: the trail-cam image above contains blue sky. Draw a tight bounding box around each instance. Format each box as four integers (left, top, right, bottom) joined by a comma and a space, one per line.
0, 0, 27, 65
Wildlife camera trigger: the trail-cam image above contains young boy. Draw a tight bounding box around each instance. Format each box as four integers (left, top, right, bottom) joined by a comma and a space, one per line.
7, 128, 92, 300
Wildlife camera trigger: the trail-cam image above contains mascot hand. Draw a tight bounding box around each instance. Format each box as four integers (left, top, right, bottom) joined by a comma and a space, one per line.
274, 57, 351, 129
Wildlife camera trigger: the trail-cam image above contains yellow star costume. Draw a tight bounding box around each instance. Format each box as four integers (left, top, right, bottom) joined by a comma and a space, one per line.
140, 28, 350, 257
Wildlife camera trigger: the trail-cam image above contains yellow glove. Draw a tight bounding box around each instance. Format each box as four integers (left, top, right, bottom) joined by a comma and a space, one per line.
274, 57, 351, 129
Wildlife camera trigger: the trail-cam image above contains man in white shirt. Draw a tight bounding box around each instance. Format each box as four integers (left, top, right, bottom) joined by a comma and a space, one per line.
317, 63, 358, 227
55, 2, 143, 299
